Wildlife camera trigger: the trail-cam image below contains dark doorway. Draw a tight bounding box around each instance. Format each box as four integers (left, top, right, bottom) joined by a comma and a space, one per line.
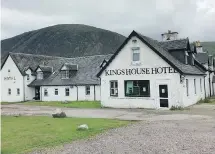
159, 84, 168, 107
35, 87, 40, 100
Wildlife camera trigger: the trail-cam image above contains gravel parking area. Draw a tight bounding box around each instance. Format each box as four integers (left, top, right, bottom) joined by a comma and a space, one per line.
31, 112, 215, 154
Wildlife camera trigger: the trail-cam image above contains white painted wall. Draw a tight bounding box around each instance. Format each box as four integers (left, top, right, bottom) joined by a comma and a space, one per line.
41, 85, 100, 101
100, 36, 205, 109
24, 69, 36, 100
1, 56, 24, 102
181, 76, 205, 107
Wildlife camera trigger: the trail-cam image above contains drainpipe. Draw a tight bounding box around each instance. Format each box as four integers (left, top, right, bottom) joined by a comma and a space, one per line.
209, 72, 211, 97
75, 85, 78, 101
204, 76, 206, 98
94, 85, 96, 101
23, 76, 25, 102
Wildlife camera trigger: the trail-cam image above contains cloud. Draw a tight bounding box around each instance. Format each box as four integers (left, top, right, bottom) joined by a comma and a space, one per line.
1, 0, 215, 41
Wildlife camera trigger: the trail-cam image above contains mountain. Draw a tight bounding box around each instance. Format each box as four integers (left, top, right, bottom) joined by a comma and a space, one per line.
201, 42, 215, 56
1, 24, 126, 59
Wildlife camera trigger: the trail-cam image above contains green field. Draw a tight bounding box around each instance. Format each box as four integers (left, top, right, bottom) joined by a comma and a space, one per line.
3, 101, 102, 108
1, 116, 129, 154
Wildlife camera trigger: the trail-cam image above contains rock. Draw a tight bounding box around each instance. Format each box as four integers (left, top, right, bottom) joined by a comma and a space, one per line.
77, 124, 89, 131
52, 108, 66, 118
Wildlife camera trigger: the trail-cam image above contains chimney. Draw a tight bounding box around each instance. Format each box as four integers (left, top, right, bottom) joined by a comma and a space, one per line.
195, 41, 203, 53
161, 30, 178, 41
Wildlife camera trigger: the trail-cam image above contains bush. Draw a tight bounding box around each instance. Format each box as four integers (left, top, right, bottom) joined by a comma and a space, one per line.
170, 105, 184, 110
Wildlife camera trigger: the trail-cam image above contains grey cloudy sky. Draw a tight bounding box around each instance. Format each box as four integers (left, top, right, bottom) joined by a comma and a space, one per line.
1, 0, 215, 41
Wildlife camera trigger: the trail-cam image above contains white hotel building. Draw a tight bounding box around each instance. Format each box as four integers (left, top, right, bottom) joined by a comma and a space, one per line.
1, 30, 215, 109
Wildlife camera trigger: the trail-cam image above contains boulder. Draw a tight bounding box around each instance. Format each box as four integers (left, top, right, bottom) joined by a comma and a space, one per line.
77, 124, 89, 131
52, 108, 66, 118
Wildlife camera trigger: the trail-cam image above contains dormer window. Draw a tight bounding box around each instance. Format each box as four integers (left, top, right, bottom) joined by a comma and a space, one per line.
61, 70, 69, 79
37, 72, 43, 79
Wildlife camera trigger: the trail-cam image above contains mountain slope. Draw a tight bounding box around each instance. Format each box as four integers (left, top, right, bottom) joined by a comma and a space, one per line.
201, 42, 215, 55
1, 24, 126, 59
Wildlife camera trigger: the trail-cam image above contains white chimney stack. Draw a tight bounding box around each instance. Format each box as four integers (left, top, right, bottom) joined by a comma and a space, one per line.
161, 30, 178, 41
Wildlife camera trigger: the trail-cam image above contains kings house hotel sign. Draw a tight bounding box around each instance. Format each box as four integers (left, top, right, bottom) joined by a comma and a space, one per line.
105, 67, 177, 76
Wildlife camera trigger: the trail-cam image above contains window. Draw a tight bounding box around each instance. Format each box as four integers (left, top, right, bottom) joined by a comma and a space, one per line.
110, 81, 118, 96
27, 74, 30, 81
200, 79, 202, 92
65, 88, 69, 96
8, 88, 11, 95
55, 89, 58, 95
44, 89, 48, 96
37, 72, 43, 79
17, 88, 20, 95
186, 79, 189, 96
132, 39, 137, 43
61, 70, 69, 79
132, 47, 140, 62
85, 86, 90, 95
125, 80, 150, 97
8, 69, 10, 72
194, 79, 196, 94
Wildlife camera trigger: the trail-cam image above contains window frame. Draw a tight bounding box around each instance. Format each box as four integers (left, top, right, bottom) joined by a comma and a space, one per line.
65, 88, 70, 96
85, 86, 90, 95
132, 47, 140, 62
17, 88, 20, 95
37, 72, 43, 80
61, 70, 69, 79
8, 88, 11, 95
44, 88, 48, 96
124, 80, 150, 97
55, 88, 58, 95
110, 80, 118, 97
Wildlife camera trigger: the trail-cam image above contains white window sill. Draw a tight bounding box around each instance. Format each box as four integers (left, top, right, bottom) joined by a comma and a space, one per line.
131, 61, 141, 66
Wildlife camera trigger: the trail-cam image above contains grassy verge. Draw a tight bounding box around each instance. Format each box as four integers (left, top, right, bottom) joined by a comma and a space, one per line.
197, 98, 215, 105
23, 101, 101, 108
1, 116, 130, 154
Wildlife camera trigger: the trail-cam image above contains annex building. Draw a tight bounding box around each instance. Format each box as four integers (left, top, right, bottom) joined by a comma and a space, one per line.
1, 30, 215, 109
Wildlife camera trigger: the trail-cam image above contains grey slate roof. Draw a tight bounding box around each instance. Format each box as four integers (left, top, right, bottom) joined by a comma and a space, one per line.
136, 32, 204, 75
159, 39, 188, 51
62, 63, 78, 70
38, 65, 53, 72
8, 52, 112, 86
195, 53, 209, 64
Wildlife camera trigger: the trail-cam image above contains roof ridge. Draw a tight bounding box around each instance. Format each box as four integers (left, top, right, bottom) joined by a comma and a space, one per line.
9, 52, 113, 60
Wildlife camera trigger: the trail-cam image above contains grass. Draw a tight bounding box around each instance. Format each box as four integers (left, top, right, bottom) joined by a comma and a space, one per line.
20, 101, 101, 108
1, 116, 130, 154
197, 98, 215, 104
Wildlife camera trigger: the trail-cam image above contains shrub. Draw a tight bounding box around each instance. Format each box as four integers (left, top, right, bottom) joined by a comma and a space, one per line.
170, 105, 184, 110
